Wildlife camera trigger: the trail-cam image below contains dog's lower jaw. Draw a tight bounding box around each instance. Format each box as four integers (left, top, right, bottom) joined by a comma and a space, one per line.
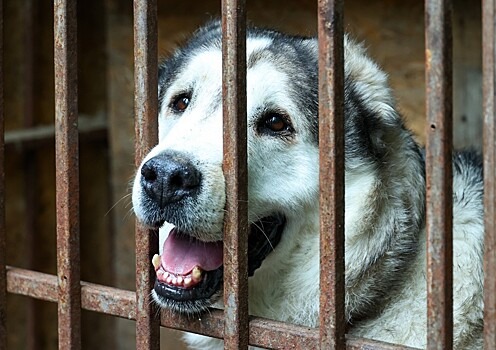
152, 261, 224, 315
151, 214, 286, 316
151, 289, 222, 316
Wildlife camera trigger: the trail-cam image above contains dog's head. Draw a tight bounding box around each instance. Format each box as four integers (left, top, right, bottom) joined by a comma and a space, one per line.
132, 22, 322, 313
132, 21, 405, 314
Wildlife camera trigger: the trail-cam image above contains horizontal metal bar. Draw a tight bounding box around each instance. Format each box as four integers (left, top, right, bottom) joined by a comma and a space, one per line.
6, 267, 421, 350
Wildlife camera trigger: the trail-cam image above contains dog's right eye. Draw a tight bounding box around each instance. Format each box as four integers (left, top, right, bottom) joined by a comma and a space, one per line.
257, 112, 294, 138
170, 93, 191, 112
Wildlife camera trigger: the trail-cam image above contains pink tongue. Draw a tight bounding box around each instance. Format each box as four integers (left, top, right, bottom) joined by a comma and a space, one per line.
161, 229, 223, 275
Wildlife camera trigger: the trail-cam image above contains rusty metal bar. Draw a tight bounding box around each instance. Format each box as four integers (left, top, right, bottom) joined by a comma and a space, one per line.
6, 267, 421, 350
483, 0, 496, 348
221, 0, 249, 349
7, 268, 59, 302
6, 268, 135, 316
133, 0, 159, 349
424, 0, 453, 349
317, 0, 346, 349
0, 0, 5, 347
54, 0, 81, 349
346, 338, 420, 350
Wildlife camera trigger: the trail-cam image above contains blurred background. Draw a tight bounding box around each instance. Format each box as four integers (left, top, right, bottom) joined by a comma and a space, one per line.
4, 0, 482, 349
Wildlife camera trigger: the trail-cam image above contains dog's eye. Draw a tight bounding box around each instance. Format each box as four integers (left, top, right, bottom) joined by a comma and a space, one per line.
258, 112, 294, 136
265, 114, 286, 132
170, 93, 190, 112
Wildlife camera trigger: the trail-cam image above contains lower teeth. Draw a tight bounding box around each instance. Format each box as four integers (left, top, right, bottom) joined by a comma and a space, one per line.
156, 265, 204, 288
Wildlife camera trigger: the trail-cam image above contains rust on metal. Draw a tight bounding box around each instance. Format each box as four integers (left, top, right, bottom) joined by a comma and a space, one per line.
424, 0, 454, 349
221, 0, 249, 349
54, 0, 81, 348
6, 267, 422, 350
81, 283, 137, 320
248, 317, 319, 349
317, 0, 346, 349
346, 336, 420, 350
3, 1, 487, 350
483, 0, 496, 348
0, 0, 5, 347
133, 0, 159, 349
6, 267, 59, 302
162, 309, 226, 341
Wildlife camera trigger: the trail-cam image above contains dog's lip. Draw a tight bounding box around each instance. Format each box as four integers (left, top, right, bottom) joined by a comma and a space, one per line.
154, 266, 223, 303
152, 214, 286, 311
151, 218, 166, 230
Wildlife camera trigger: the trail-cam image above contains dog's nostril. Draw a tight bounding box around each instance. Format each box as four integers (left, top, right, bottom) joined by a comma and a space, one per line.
141, 163, 158, 182
167, 167, 201, 193
169, 173, 184, 190
140, 153, 202, 207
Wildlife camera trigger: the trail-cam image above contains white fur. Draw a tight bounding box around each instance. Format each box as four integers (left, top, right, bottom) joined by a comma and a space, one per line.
133, 30, 484, 349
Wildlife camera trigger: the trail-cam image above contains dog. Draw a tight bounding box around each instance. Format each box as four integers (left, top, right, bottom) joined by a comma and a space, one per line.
132, 21, 484, 349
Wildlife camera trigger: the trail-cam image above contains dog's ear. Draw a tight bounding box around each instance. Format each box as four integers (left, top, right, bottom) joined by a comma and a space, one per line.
197, 19, 222, 35
342, 74, 411, 166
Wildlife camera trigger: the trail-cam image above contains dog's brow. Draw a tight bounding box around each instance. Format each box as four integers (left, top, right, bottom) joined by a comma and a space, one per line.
247, 49, 269, 69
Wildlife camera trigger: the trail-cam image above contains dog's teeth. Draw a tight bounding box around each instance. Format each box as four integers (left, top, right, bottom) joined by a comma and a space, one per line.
157, 270, 164, 279
166, 276, 172, 284
192, 266, 202, 282
177, 276, 183, 284
163, 271, 169, 279
172, 276, 177, 285
152, 254, 161, 270
184, 276, 192, 287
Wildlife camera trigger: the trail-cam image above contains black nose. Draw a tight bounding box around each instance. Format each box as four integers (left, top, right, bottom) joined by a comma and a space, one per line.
140, 153, 202, 207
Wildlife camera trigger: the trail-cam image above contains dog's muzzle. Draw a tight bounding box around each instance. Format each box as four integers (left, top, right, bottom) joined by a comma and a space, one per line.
137, 152, 286, 313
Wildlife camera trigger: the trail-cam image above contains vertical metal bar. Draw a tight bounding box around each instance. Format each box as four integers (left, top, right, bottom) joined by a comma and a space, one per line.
0, 0, 5, 348
133, 1, 159, 349
221, 1, 249, 349
483, 0, 496, 348
54, 0, 81, 349
317, 1, 346, 349
424, 0, 453, 349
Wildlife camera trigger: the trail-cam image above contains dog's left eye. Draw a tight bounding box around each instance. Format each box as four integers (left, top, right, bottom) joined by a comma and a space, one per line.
258, 112, 294, 136
265, 114, 286, 131
170, 93, 191, 112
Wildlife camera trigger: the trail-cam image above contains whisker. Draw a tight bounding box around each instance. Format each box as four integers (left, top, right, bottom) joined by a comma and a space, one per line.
249, 214, 276, 251
105, 193, 133, 217
123, 207, 136, 221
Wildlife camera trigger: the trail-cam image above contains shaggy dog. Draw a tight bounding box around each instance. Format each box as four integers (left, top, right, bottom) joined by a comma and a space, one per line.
132, 22, 483, 349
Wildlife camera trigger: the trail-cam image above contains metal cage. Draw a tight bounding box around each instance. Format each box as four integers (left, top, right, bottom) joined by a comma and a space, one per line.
0, 0, 495, 349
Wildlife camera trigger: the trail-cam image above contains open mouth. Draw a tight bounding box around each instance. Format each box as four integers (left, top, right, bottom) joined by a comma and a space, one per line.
151, 214, 286, 313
